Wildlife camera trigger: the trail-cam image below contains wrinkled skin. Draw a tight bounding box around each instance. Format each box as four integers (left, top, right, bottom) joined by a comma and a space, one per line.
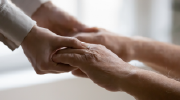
52, 43, 133, 91
74, 29, 135, 62
32, 1, 98, 36
21, 25, 86, 74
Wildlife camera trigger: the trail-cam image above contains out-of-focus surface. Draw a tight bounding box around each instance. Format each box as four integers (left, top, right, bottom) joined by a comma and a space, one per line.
172, 0, 180, 45
0, 73, 135, 100
0, 0, 173, 72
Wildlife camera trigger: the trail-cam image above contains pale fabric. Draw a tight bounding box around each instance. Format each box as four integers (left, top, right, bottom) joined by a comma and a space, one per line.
0, 0, 36, 50
11, 0, 50, 17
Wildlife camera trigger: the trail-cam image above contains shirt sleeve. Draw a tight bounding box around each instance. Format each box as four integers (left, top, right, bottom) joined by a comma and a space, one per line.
11, 0, 50, 17
0, 0, 36, 50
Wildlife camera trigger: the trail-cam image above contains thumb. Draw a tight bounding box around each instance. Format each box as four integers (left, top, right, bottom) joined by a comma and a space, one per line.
52, 53, 82, 68
72, 69, 88, 78
52, 43, 90, 68
75, 33, 96, 43
50, 36, 88, 62
52, 36, 87, 49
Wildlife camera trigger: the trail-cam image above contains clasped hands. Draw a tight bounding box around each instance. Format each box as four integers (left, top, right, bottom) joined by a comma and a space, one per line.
21, 1, 136, 91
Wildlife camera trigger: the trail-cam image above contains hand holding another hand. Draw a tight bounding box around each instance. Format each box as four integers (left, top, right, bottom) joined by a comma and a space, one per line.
21, 25, 86, 74
32, 1, 98, 36
52, 43, 135, 91
74, 29, 135, 62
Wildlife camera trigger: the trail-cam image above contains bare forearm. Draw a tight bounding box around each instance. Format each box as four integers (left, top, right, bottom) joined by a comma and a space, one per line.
120, 66, 180, 100
130, 37, 180, 77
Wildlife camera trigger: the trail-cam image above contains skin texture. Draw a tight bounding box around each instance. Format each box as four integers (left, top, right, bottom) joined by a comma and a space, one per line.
25, 1, 97, 74
31, 1, 98, 36
29, 1, 180, 99
21, 25, 87, 74
74, 29, 180, 79
74, 29, 135, 62
132, 37, 180, 79
53, 43, 133, 91
52, 43, 180, 100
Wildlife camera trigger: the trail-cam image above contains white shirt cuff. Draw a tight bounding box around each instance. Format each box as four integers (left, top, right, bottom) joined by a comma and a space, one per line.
0, 0, 36, 50
11, 0, 50, 17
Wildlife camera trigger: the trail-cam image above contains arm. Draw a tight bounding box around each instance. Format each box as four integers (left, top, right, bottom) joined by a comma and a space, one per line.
122, 67, 180, 100
52, 43, 180, 100
132, 37, 180, 78
0, 0, 85, 74
11, 0, 50, 17
74, 29, 180, 78
12, 0, 96, 36
0, 0, 35, 50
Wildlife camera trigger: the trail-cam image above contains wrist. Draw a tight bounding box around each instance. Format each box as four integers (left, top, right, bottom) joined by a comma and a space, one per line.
116, 64, 138, 90
130, 36, 153, 61
21, 25, 39, 49
116, 64, 142, 96
116, 36, 137, 61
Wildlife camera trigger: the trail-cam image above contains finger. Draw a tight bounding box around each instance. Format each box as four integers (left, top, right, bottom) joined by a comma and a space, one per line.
55, 48, 89, 55
52, 26, 65, 36
53, 25, 77, 36
47, 71, 63, 74
52, 53, 83, 67
55, 63, 77, 72
54, 36, 87, 49
82, 27, 99, 33
37, 70, 63, 74
34, 66, 65, 74
72, 69, 88, 78
47, 63, 77, 72
75, 33, 96, 43
50, 41, 89, 62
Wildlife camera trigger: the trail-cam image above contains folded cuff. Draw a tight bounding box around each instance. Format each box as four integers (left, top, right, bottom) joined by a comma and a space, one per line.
11, 0, 50, 17
0, 0, 36, 50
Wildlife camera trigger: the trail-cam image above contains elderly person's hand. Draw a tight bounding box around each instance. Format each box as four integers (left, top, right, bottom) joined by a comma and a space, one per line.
32, 1, 98, 36
52, 43, 136, 91
21, 25, 86, 74
74, 29, 135, 62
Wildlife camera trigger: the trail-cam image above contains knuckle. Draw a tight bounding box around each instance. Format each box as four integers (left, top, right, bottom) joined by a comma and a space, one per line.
99, 44, 106, 48
44, 28, 50, 31
93, 44, 105, 50
71, 37, 79, 44
96, 34, 106, 42
84, 53, 97, 61
96, 34, 103, 38
69, 53, 75, 58
42, 28, 51, 33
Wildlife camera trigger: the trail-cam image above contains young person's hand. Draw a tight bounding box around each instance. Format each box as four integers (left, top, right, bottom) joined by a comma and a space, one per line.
21, 25, 86, 74
32, 1, 98, 36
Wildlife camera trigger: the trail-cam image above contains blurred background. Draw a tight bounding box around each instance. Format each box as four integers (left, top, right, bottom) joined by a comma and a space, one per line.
0, 0, 179, 100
